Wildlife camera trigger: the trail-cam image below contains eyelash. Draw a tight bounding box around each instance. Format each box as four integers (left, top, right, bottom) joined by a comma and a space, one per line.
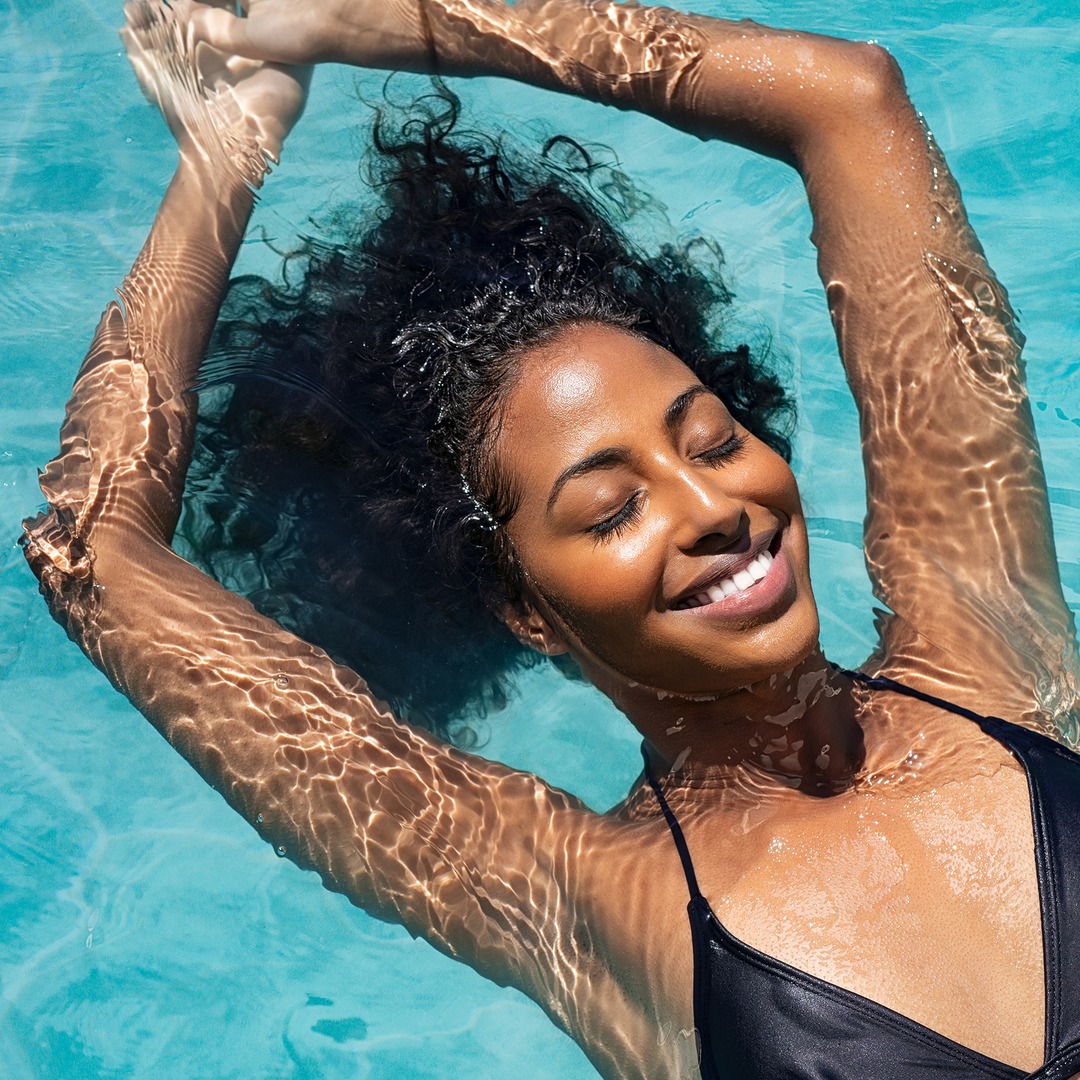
694, 432, 749, 465
590, 493, 644, 541
588, 433, 749, 542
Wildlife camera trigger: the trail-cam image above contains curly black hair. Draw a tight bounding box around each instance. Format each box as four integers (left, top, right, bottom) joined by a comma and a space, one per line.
176, 85, 795, 742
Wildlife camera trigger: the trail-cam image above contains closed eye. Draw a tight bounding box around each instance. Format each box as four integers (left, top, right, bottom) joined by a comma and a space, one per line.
589, 492, 644, 541
588, 435, 745, 540
695, 432, 749, 464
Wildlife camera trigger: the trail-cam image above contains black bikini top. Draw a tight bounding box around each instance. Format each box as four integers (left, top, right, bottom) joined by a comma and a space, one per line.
643, 672, 1080, 1080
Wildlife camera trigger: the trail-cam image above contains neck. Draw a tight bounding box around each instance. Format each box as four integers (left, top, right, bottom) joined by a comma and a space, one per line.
606, 649, 865, 795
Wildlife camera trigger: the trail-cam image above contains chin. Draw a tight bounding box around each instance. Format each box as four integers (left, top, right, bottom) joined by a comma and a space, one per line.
551, 572, 822, 700
653, 597, 822, 698
579, 628, 822, 707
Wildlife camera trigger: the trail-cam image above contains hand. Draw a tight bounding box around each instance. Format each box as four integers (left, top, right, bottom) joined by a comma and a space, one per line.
122, 0, 311, 184
187, 0, 433, 71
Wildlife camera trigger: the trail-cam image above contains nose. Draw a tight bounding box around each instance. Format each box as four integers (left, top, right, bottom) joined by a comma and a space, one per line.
665, 466, 747, 554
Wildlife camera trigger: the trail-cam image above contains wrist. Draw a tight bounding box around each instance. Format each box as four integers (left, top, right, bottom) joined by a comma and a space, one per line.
173, 149, 260, 220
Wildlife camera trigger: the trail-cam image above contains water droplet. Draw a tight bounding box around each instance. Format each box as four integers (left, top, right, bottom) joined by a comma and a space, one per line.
274, 674, 289, 689
256, 814, 263, 825
276, 845, 287, 858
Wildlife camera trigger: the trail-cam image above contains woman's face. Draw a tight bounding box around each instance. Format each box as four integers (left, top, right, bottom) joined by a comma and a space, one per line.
496, 322, 819, 697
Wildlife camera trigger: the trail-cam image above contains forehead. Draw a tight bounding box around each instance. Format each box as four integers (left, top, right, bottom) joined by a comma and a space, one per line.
495, 323, 711, 493
501, 323, 702, 444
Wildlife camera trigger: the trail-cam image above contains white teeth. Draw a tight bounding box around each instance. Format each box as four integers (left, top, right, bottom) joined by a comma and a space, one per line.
676, 547, 777, 609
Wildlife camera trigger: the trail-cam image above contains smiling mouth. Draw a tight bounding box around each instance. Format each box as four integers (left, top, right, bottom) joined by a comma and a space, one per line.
673, 548, 776, 609
670, 528, 790, 612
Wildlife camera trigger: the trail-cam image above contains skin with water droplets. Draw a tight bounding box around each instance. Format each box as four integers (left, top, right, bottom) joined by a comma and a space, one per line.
22, 2, 1080, 1077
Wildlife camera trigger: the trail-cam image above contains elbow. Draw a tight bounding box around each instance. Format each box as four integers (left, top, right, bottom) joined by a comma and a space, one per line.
838, 39, 910, 115
791, 38, 914, 163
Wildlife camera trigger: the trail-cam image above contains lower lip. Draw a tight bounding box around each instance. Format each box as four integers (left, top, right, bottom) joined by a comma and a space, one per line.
676, 541, 797, 624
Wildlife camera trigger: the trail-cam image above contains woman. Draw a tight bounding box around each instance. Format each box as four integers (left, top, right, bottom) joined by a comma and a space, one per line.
23, 0, 1080, 1077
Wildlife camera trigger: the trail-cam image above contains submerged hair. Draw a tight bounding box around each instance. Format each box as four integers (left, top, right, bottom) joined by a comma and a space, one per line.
178, 85, 795, 741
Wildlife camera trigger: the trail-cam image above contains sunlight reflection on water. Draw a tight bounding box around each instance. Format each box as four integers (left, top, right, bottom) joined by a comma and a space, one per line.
0, 0, 1076, 1076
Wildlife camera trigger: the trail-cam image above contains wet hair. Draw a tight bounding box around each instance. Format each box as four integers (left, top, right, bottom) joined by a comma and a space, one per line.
177, 85, 794, 742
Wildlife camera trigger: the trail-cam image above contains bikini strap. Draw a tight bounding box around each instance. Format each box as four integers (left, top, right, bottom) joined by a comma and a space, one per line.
843, 668, 995, 728
641, 745, 704, 903
642, 672, 997, 908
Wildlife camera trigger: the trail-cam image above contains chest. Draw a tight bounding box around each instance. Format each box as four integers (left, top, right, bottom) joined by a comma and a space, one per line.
632, 754, 1047, 1072
726, 767, 1039, 1009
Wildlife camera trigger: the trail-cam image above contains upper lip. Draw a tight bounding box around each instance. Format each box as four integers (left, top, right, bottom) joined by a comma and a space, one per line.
667, 528, 779, 609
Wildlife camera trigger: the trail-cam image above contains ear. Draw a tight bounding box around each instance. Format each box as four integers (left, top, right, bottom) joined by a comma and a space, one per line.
498, 601, 570, 657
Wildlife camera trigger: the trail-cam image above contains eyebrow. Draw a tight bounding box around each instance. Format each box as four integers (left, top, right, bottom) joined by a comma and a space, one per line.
664, 384, 713, 433
546, 384, 712, 512
547, 447, 631, 512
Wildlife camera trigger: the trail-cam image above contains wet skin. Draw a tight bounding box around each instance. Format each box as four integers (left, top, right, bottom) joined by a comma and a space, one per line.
490, 328, 1046, 1075
495, 324, 871, 781
24, 2, 1080, 1078
499, 323, 816, 696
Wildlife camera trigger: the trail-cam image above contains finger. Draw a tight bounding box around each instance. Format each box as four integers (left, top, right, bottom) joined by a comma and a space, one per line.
118, 22, 157, 103
119, 4, 173, 104
188, 4, 266, 59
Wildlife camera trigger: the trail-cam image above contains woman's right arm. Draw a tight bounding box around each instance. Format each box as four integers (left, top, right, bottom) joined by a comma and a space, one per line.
203, 0, 1076, 726
23, 0, 617, 1022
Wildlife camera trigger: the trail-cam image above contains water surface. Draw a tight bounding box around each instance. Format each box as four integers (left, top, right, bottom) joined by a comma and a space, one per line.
1, 0, 1077, 1075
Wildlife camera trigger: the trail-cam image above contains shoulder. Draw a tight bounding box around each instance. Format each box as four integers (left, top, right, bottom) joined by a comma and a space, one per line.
864, 616, 1080, 746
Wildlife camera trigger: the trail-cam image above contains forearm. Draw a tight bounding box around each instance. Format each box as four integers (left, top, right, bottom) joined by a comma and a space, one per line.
405, 1, 894, 167
422, 4, 952, 286
118, 159, 255, 410
35, 157, 255, 552
222, 2, 914, 187
18, 135, 368, 881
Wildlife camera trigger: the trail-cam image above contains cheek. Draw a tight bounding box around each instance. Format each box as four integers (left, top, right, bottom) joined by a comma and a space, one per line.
597, 516, 669, 580
725, 457, 803, 537
733, 444, 799, 501
527, 514, 669, 618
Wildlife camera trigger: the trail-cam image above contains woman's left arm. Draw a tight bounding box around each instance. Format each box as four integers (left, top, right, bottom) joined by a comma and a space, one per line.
469, 1, 1080, 730
495, 2, 1079, 727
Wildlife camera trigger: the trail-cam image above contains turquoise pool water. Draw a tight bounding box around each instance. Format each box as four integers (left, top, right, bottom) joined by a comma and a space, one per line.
2, 1, 1077, 1076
